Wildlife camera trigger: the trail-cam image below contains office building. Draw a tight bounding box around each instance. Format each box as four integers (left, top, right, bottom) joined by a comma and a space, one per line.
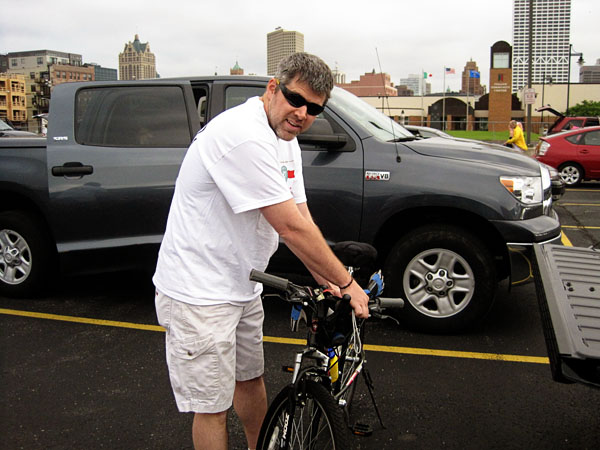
87, 63, 118, 81
580, 59, 600, 83
512, 0, 571, 92
461, 60, 484, 95
399, 74, 430, 96
119, 34, 156, 80
6, 50, 85, 123
267, 28, 304, 76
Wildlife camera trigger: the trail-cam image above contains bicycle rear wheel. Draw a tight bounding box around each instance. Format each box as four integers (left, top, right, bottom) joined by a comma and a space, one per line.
257, 380, 350, 450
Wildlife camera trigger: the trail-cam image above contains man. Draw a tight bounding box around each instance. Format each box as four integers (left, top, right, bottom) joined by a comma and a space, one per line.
153, 52, 369, 450
505, 120, 527, 151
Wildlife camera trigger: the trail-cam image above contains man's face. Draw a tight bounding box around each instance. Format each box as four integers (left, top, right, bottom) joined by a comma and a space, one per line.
264, 77, 327, 141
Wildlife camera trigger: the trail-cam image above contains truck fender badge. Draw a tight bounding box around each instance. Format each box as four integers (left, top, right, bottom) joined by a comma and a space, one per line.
53, 136, 69, 141
365, 171, 390, 181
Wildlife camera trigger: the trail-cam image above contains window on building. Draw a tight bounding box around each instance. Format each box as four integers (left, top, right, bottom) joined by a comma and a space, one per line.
37, 57, 43, 65
30, 72, 36, 80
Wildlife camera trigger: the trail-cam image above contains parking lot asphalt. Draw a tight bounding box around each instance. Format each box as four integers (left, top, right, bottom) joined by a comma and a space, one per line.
2, 183, 600, 450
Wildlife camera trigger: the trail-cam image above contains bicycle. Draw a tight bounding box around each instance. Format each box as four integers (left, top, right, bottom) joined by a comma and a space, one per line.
250, 241, 404, 450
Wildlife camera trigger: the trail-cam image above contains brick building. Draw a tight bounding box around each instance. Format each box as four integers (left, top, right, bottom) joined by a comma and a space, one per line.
337, 71, 397, 97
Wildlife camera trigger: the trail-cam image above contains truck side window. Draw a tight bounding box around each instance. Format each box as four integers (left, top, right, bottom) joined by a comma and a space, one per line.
75, 86, 191, 148
225, 86, 265, 110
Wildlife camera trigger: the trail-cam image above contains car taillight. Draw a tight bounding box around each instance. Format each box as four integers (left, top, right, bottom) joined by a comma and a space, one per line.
538, 141, 550, 156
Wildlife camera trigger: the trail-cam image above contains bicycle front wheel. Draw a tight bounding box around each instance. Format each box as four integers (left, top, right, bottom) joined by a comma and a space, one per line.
257, 380, 350, 450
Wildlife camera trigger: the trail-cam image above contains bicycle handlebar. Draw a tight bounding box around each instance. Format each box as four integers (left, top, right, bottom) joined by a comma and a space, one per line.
249, 269, 404, 311
249, 269, 290, 291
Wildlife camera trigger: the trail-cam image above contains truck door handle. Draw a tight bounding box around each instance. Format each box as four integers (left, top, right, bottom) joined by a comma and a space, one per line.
52, 162, 94, 177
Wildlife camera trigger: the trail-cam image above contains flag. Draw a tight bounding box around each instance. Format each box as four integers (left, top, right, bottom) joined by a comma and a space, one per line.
445, 67, 455, 74
423, 71, 433, 78
469, 70, 480, 78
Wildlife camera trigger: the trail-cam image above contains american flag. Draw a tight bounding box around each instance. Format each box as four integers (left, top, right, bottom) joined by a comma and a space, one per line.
445, 67, 455, 74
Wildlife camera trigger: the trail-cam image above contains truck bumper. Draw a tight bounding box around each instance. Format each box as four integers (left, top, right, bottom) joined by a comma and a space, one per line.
491, 211, 563, 284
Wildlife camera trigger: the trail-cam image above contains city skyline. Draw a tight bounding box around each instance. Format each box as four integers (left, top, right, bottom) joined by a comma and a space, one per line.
1, 0, 598, 93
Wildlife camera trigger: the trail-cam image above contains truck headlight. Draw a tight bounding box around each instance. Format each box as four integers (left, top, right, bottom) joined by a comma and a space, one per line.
500, 176, 543, 204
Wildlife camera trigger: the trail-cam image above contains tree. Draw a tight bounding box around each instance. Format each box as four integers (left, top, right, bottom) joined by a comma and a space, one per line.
567, 100, 600, 117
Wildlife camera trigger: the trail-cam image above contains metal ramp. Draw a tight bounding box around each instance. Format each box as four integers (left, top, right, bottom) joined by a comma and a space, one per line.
532, 244, 600, 389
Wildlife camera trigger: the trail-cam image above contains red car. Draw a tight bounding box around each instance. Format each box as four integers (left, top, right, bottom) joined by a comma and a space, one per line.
534, 126, 600, 186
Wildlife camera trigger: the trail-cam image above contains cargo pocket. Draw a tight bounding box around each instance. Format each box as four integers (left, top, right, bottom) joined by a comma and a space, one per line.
168, 335, 220, 403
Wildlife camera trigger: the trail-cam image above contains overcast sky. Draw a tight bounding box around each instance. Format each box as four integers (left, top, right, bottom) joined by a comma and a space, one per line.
2, 0, 598, 93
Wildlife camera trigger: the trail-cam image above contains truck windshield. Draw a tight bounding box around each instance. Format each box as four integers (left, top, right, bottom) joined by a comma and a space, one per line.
327, 87, 414, 142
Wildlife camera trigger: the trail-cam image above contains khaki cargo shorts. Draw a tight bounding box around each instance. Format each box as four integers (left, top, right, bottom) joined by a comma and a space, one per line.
155, 291, 264, 413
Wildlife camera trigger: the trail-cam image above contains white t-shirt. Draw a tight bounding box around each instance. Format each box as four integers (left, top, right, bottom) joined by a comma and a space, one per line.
153, 96, 307, 305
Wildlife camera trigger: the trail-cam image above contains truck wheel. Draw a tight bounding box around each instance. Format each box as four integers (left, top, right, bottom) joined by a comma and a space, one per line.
384, 224, 497, 333
0, 211, 54, 298
558, 162, 583, 186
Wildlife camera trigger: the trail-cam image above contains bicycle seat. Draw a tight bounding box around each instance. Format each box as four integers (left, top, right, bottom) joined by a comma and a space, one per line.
332, 241, 377, 269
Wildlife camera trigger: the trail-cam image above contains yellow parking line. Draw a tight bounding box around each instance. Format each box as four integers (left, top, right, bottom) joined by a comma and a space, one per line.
0, 308, 165, 332
559, 203, 600, 206
561, 231, 573, 247
561, 225, 600, 229
0, 307, 549, 365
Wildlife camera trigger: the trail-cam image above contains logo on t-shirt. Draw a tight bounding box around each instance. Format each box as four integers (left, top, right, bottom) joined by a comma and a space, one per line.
281, 166, 295, 181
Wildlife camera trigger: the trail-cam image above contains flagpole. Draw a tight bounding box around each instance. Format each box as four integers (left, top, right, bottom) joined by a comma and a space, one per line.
421, 68, 424, 125
442, 67, 446, 131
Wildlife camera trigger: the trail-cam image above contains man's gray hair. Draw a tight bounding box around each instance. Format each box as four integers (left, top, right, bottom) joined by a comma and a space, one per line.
276, 53, 334, 102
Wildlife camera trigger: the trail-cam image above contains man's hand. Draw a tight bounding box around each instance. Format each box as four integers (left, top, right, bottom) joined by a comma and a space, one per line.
342, 280, 369, 319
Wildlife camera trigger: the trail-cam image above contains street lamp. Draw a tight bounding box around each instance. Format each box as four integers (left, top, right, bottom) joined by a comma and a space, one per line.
541, 73, 553, 134
566, 44, 584, 115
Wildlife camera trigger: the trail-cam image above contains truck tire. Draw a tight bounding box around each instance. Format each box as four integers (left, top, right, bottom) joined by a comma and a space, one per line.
0, 211, 54, 298
384, 224, 497, 333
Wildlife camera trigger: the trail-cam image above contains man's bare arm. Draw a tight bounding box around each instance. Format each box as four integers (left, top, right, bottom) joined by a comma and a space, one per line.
260, 199, 369, 317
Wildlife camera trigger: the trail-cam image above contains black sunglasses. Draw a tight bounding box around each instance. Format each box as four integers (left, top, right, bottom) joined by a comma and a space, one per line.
277, 81, 325, 116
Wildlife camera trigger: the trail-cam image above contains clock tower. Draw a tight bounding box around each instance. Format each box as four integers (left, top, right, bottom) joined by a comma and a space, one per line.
488, 41, 513, 133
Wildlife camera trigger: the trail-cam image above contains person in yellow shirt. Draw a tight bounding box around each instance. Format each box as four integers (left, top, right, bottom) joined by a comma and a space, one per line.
504, 120, 527, 151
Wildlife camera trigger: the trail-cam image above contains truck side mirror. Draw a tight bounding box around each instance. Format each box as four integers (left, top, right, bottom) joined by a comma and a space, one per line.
298, 118, 352, 151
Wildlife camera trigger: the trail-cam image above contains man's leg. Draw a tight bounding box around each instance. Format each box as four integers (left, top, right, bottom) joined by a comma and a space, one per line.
192, 411, 228, 450
233, 375, 267, 449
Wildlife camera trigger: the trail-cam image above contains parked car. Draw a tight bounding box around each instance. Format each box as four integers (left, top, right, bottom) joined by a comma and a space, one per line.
534, 126, 600, 186
536, 105, 600, 135
0, 118, 37, 137
405, 124, 453, 139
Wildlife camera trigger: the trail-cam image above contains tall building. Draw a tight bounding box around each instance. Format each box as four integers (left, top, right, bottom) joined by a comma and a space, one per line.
400, 74, 430, 96
119, 34, 156, 80
512, 0, 571, 92
267, 28, 304, 76
461, 60, 484, 95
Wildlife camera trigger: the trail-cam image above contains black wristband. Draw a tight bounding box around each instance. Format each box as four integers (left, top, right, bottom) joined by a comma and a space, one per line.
339, 277, 353, 290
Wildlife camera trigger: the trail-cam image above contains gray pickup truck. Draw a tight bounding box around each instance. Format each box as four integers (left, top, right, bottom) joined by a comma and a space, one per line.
0, 76, 562, 333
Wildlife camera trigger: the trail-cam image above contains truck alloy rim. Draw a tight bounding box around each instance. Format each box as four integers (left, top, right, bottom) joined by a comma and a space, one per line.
403, 248, 474, 318
0, 229, 32, 285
